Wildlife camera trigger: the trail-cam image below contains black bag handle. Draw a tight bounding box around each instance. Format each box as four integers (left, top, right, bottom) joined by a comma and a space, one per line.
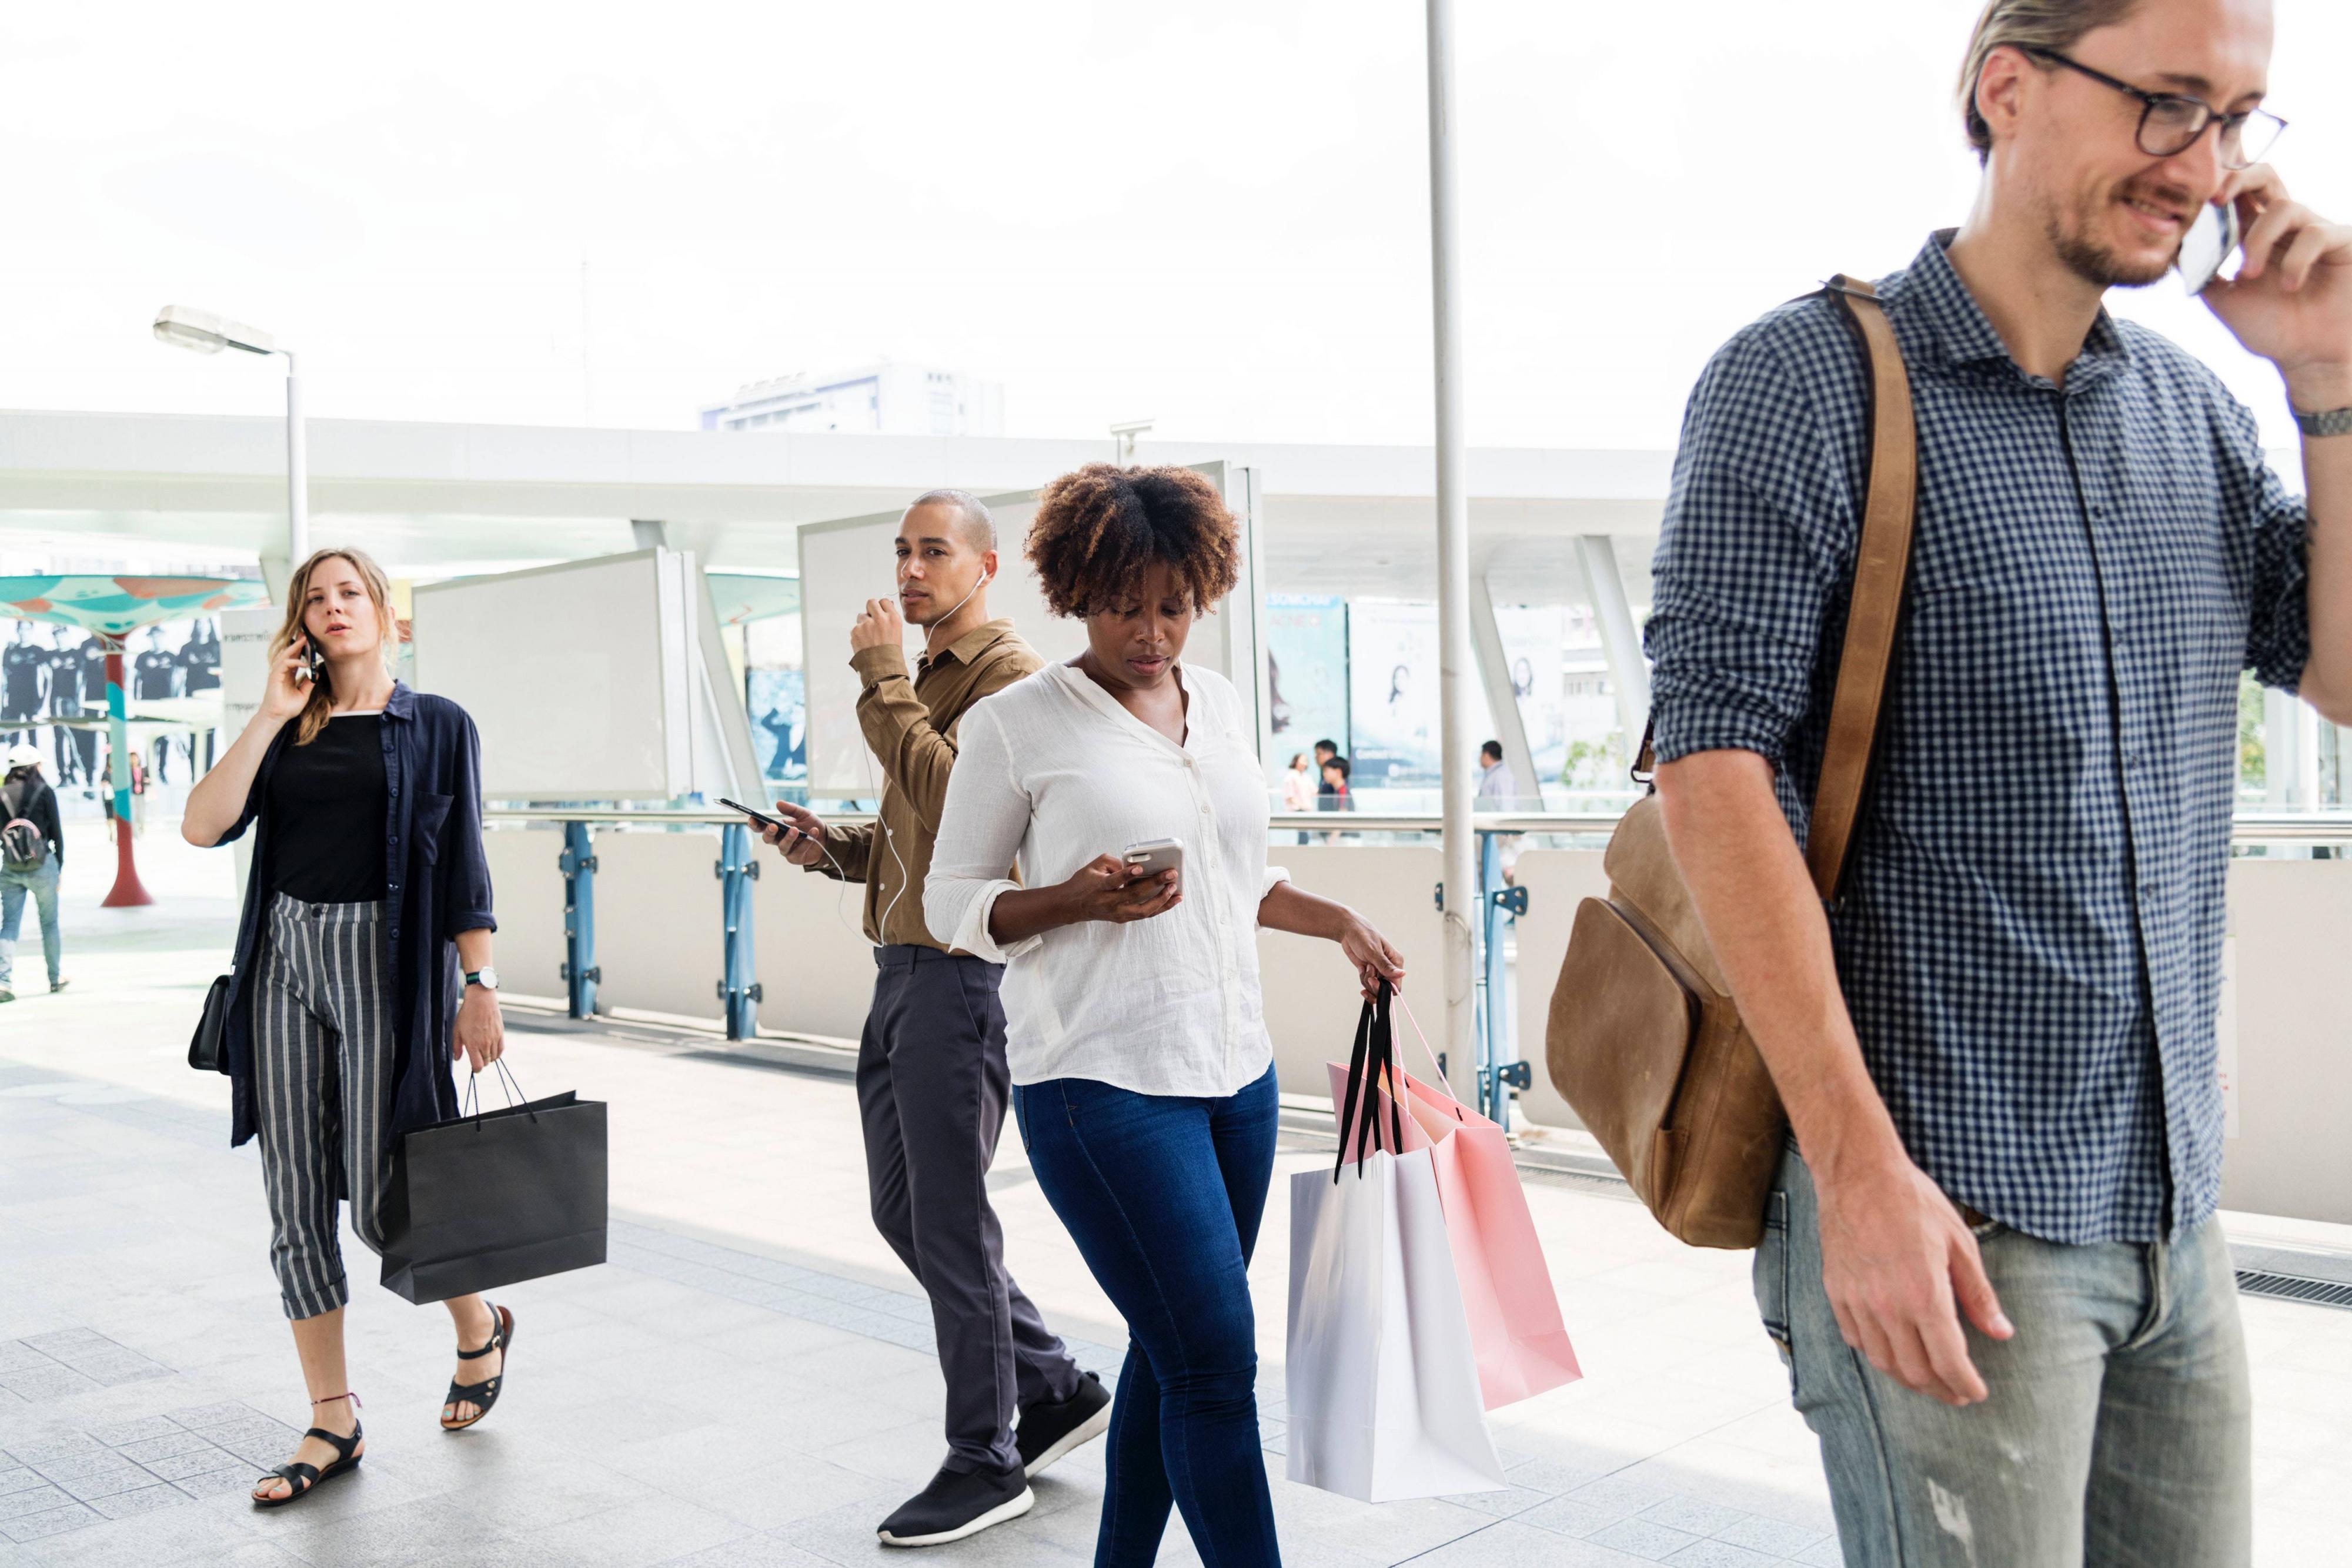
461, 1056, 537, 1128
1331, 979, 1404, 1182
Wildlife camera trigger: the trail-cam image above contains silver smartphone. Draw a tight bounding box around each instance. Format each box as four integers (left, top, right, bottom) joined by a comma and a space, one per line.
1123, 838, 1184, 883
2180, 200, 2241, 295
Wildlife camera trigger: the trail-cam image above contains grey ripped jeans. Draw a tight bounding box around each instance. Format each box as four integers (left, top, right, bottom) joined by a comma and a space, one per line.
1757, 1143, 2251, 1567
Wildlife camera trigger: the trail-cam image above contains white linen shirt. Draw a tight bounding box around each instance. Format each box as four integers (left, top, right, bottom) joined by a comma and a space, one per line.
925, 660, 1289, 1098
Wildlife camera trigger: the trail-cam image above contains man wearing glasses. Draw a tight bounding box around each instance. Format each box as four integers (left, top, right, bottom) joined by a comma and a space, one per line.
1645, 1, 2347, 1562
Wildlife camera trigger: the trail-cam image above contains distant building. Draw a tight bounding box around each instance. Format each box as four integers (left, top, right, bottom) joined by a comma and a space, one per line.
700, 363, 1005, 436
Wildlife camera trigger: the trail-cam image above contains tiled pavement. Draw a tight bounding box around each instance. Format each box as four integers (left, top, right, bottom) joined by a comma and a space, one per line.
0, 1061, 1845, 1566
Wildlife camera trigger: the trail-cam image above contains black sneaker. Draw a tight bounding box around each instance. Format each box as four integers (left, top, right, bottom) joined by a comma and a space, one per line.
877, 1463, 1033, 1549
1015, 1370, 1112, 1478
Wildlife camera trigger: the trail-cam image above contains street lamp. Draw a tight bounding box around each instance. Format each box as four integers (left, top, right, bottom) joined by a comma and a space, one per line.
152, 305, 308, 564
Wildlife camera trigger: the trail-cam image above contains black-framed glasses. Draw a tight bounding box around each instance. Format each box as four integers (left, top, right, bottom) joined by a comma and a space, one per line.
2025, 48, 2286, 170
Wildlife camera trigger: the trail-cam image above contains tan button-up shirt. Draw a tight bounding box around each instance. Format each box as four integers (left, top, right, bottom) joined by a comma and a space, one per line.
811, 618, 1043, 950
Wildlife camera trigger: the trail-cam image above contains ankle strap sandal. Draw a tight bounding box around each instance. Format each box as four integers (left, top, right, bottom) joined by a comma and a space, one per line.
252, 1394, 363, 1508
442, 1302, 514, 1431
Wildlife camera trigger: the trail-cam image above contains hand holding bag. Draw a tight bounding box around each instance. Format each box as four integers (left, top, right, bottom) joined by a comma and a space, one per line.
379, 1059, 608, 1304
1544, 276, 1917, 1249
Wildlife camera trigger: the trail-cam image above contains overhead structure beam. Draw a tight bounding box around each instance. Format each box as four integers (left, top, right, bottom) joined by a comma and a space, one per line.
1424, 0, 1478, 1100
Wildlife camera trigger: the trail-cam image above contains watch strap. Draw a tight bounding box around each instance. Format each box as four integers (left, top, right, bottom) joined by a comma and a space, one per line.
2294, 406, 2352, 437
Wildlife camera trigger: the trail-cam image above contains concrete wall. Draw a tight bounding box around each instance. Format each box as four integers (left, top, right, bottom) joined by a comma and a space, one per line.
483, 827, 2352, 1224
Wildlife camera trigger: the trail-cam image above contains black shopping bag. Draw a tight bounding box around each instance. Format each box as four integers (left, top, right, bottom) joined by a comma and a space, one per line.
379, 1065, 608, 1305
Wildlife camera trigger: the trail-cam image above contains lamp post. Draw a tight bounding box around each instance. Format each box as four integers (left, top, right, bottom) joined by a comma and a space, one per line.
153, 306, 308, 564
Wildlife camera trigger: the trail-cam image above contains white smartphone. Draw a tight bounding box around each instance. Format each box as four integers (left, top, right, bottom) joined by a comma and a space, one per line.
2179, 200, 2241, 295
1123, 838, 1184, 883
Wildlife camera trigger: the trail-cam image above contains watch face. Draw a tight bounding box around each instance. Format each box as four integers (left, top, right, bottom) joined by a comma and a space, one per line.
472, 967, 499, 991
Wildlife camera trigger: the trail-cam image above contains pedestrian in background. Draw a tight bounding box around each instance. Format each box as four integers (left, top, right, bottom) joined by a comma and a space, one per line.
927, 462, 1406, 1567
1281, 750, 1315, 844
1319, 753, 1351, 843
182, 546, 512, 1507
0, 743, 67, 1004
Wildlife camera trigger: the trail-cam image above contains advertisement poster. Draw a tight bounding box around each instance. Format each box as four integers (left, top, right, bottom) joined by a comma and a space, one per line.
1264, 593, 1347, 784
748, 667, 807, 785
1494, 603, 1565, 789
1347, 600, 1441, 789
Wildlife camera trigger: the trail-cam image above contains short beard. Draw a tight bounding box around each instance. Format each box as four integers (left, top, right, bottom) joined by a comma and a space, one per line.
2046, 186, 2175, 290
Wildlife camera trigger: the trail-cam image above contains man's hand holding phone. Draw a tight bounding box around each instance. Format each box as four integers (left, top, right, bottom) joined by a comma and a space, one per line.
2201, 165, 2352, 407
752, 800, 829, 867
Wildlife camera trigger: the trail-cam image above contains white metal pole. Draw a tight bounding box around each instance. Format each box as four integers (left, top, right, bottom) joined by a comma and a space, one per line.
283, 353, 309, 564
1425, 0, 1478, 1098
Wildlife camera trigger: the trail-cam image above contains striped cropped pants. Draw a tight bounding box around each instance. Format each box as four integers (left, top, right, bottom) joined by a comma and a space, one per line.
253, 894, 396, 1320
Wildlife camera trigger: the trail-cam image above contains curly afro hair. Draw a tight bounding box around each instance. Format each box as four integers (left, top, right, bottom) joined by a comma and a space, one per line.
1024, 463, 1241, 618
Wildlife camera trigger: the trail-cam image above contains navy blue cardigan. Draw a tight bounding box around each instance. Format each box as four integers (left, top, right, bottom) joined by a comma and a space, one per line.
216, 683, 497, 1148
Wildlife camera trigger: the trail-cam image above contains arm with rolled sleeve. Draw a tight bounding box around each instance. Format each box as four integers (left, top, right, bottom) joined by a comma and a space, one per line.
922, 700, 1037, 963
854, 641, 1028, 833
1644, 325, 1849, 774
441, 710, 497, 938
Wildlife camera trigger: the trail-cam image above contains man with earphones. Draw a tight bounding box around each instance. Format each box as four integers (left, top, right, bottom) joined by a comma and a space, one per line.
757, 489, 1105, 1550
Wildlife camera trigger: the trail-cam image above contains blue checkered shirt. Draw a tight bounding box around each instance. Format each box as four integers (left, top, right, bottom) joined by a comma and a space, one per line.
1646, 233, 2311, 1244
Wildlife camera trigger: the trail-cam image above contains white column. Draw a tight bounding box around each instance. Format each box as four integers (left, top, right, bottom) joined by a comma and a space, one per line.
1424, 0, 1477, 1100
1576, 534, 1649, 745
1471, 574, 1541, 808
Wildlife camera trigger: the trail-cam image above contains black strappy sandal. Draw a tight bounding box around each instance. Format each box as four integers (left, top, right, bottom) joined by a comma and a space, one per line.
252, 1393, 363, 1508
442, 1302, 514, 1431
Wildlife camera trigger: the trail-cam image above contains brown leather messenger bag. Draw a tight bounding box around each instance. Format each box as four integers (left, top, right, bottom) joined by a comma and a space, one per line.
1543, 276, 1917, 1249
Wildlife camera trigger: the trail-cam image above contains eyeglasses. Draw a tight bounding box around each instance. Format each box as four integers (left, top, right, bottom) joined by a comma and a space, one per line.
2024, 48, 2286, 170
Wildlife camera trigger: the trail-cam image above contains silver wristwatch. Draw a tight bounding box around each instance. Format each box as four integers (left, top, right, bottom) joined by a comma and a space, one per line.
2293, 406, 2352, 437
464, 967, 500, 992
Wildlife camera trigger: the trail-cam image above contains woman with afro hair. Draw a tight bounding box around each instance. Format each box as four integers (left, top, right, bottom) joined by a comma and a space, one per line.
926, 463, 1405, 1565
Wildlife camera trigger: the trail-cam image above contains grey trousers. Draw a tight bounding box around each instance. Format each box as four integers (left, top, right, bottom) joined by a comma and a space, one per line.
252, 895, 396, 1320
860, 945, 1082, 1475
1759, 1142, 2252, 1566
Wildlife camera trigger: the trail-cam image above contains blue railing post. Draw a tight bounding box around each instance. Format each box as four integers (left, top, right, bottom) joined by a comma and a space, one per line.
557, 821, 599, 1019
717, 821, 761, 1040
1476, 830, 1531, 1124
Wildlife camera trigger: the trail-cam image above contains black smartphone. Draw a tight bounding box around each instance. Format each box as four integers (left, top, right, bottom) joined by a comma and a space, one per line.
718, 797, 792, 837
293, 636, 320, 684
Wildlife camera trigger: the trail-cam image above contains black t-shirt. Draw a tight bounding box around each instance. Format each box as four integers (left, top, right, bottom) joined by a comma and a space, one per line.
179, 636, 221, 693
267, 714, 390, 904
45, 647, 81, 711
133, 649, 178, 700
2, 643, 43, 713
78, 641, 108, 703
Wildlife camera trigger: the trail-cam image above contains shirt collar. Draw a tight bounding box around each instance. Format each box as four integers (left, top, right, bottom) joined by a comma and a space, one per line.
1895, 229, 2131, 390
923, 618, 1015, 671
384, 681, 417, 719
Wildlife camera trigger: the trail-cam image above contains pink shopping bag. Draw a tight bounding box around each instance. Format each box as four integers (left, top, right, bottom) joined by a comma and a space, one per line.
1324, 998, 1581, 1410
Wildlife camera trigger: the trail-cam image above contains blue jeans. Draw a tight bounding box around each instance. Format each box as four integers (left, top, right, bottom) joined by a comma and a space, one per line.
1759, 1143, 2251, 1566
1014, 1065, 1281, 1568
0, 858, 62, 989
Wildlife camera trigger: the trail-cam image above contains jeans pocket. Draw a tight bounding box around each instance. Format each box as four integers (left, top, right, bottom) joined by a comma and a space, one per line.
1753, 1188, 1798, 1399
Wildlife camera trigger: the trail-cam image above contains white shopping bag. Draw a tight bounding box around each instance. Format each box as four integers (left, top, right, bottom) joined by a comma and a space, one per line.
1285, 1144, 1509, 1502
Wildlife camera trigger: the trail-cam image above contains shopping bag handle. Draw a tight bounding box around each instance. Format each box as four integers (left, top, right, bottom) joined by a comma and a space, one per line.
1392, 995, 1468, 1123
461, 1056, 538, 1129
1332, 979, 1405, 1182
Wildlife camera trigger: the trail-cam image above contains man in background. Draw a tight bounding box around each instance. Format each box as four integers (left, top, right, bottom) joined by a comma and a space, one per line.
43, 627, 83, 788
1477, 740, 1522, 882
0, 744, 67, 1004
1312, 737, 1339, 806
1, 624, 44, 750
754, 489, 1105, 1549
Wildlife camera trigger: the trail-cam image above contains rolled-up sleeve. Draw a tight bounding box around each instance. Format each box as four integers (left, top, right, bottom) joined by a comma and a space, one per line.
1259, 864, 1291, 907
1643, 323, 1847, 769
924, 700, 1038, 962
2230, 400, 2312, 692
442, 711, 497, 935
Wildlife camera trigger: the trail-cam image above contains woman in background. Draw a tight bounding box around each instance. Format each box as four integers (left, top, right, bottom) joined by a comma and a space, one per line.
183, 547, 514, 1508
928, 464, 1405, 1566
1281, 750, 1315, 844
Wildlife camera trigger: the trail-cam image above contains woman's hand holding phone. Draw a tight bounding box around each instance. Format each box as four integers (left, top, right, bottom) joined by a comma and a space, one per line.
260, 638, 312, 724
1061, 852, 1181, 925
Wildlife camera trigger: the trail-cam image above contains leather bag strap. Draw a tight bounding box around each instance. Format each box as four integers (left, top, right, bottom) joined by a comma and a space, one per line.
1803, 276, 1918, 904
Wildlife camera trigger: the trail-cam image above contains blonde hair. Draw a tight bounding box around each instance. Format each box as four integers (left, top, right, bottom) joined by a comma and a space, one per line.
1957, 0, 2141, 161
268, 547, 398, 746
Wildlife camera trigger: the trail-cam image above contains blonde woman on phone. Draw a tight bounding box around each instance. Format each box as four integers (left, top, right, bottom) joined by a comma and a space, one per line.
183, 547, 512, 1507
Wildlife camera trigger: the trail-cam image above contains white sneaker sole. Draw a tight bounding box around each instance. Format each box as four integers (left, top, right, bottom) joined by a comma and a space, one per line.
877, 1486, 1034, 1548
1023, 1401, 1114, 1479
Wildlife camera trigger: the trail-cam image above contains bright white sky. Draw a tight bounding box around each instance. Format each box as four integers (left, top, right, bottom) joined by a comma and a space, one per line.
3, 1, 2346, 452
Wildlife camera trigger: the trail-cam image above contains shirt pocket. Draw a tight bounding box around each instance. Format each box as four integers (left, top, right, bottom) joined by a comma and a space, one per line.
414, 791, 454, 865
